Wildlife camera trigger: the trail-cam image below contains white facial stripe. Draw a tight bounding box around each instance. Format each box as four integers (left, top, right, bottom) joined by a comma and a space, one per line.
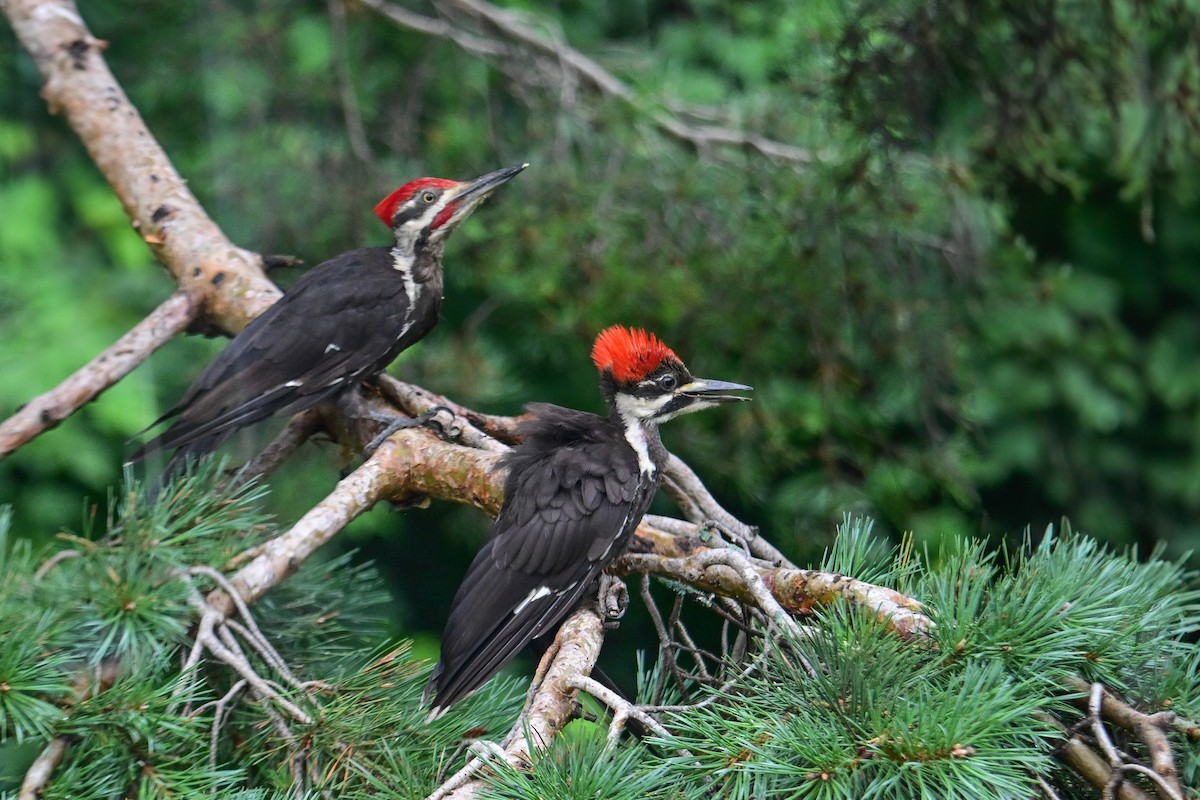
615, 393, 661, 476
512, 585, 551, 616
615, 392, 673, 422
390, 194, 456, 268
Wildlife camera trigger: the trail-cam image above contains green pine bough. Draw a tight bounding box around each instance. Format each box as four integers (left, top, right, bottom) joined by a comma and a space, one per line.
0, 467, 1196, 799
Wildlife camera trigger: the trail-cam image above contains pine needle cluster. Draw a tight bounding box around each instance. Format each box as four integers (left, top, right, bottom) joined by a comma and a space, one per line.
1, 473, 1197, 798
0, 466, 524, 799
480, 519, 1200, 799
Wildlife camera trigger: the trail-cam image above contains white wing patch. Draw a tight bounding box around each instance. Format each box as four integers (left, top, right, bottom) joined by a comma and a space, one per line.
512, 585, 551, 616
324, 342, 341, 354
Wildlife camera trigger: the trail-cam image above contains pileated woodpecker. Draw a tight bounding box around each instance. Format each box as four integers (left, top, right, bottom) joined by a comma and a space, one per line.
129, 163, 526, 475
424, 325, 750, 718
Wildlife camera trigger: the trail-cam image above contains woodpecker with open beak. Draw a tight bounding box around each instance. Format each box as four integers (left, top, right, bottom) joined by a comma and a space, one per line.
128, 163, 527, 477
424, 325, 751, 718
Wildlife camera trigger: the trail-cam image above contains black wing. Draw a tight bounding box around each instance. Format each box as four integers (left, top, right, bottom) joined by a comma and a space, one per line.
129, 248, 421, 463
425, 407, 650, 716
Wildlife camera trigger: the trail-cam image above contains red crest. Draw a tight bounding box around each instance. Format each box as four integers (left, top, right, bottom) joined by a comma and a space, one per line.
373, 178, 459, 226
591, 326, 678, 383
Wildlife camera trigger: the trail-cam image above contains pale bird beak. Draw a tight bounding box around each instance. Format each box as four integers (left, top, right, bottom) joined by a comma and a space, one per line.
678, 378, 753, 404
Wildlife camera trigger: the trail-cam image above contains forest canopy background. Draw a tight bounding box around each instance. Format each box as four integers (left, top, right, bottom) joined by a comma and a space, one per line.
3, 0, 1200, 663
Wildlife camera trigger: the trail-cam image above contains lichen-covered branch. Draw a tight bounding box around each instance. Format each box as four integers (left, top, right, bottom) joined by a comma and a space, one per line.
616, 547, 934, 641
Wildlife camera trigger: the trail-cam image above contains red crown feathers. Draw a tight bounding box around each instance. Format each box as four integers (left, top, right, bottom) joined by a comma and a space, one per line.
591, 326, 678, 383
373, 177, 459, 226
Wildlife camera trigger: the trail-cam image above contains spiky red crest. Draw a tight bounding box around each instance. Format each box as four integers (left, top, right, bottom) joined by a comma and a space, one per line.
373, 178, 459, 226
591, 326, 678, 383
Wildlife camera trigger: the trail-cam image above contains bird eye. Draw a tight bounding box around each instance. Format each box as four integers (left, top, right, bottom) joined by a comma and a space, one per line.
421, 191, 437, 204
658, 374, 678, 391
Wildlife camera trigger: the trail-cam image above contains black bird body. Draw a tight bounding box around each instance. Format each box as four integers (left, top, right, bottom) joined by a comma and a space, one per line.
428, 403, 664, 709
132, 246, 443, 463
425, 326, 751, 718
129, 164, 526, 471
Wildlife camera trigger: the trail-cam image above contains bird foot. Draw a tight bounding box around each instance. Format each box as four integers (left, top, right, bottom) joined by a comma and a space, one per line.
598, 574, 629, 629
363, 405, 455, 457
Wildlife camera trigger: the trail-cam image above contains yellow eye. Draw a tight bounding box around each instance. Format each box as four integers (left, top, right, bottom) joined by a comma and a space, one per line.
421, 191, 437, 204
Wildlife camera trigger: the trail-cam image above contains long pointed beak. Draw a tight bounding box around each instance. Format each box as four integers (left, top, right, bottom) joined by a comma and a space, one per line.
453, 162, 528, 203
436, 162, 527, 231
678, 378, 753, 404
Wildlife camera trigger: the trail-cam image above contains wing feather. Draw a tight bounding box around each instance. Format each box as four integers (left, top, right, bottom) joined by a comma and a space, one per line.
426, 408, 656, 713
129, 248, 425, 463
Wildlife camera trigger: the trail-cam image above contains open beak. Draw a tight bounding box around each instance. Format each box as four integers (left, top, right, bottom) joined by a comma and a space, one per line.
678, 378, 753, 404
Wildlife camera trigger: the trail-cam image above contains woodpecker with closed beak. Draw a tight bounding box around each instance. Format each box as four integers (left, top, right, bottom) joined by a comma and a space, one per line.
129, 163, 527, 476
424, 325, 750, 718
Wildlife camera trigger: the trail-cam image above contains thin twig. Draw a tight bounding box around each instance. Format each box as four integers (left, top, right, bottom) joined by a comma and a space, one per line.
1034, 771, 1064, 800
207, 679, 247, 768
182, 584, 313, 725
1066, 676, 1184, 800
187, 565, 314, 694
1092, 682, 1125, 766
1041, 712, 1153, 800
437, 0, 814, 164
663, 454, 795, 568
375, 375, 518, 450
639, 574, 695, 700
33, 549, 81, 581
18, 737, 70, 800
235, 409, 325, 486
566, 674, 676, 745
327, 0, 372, 164
425, 741, 508, 800
1, 291, 196, 457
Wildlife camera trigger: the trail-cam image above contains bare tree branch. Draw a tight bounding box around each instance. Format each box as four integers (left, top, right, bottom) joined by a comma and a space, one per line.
1, 0, 280, 334
565, 674, 674, 748
18, 660, 120, 800
663, 453, 795, 568
617, 548, 934, 641
428, 606, 607, 800
1069, 677, 1186, 800
211, 423, 505, 615
0, 290, 197, 457
376, 375, 527, 446
1041, 713, 1154, 800
18, 737, 69, 800
361, 0, 814, 165
234, 409, 327, 486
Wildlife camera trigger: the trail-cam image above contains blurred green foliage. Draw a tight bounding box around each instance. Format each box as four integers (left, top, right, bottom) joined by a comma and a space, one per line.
3, 0, 1200, 644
